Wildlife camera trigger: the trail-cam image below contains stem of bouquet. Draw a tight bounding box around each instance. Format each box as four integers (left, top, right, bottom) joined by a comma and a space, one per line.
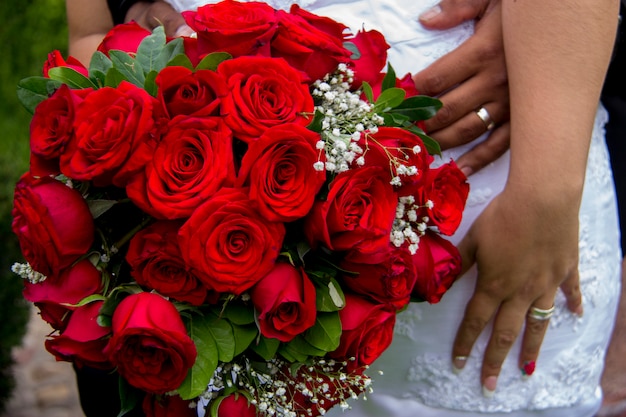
112, 215, 154, 251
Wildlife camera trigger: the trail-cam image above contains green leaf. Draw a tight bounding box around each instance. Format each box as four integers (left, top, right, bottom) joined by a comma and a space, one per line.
343, 41, 361, 60
417, 132, 441, 156
117, 376, 143, 417
16, 76, 63, 113
63, 293, 108, 308
222, 302, 255, 325
403, 122, 442, 155
166, 53, 194, 70
88, 199, 118, 219
296, 241, 312, 264
388, 95, 442, 121
306, 109, 325, 133
374, 87, 406, 111
314, 276, 346, 312
279, 336, 322, 361
380, 112, 398, 128
208, 313, 236, 362
387, 112, 411, 126
105, 67, 128, 88
160, 38, 186, 66
381, 63, 397, 92
303, 312, 341, 352
195, 52, 232, 71
109, 50, 145, 87
189, 311, 236, 363
250, 336, 280, 361
89, 51, 113, 87
48, 67, 97, 89
136, 26, 167, 74
178, 314, 221, 400
97, 285, 143, 327
361, 81, 374, 104
231, 323, 258, 356
144, 70, 158, 96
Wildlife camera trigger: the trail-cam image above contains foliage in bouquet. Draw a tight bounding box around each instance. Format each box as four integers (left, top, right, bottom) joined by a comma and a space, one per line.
11, 1, 469, 416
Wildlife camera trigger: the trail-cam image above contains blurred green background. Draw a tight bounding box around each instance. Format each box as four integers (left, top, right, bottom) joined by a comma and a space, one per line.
0, 0, 68, 410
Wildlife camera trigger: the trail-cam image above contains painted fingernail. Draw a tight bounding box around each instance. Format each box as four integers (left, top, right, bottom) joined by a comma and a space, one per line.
482, 376, 497, 398
452, 356, 467, 374
460, 166, 473, 177
575, 304, 584, 317
419, 5, 442, 22
521, 361, 536, 380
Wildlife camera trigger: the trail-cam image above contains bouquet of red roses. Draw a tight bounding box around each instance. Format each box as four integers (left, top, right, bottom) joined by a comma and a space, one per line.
11, 1, 469, 416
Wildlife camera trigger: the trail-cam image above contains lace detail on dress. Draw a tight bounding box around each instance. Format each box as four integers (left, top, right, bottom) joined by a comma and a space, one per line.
394, 303, 425, 341
403, 345, 605, 412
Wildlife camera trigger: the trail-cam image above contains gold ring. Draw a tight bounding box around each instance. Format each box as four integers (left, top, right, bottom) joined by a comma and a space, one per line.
527, 305, 555, 321
475, 107, 495, 131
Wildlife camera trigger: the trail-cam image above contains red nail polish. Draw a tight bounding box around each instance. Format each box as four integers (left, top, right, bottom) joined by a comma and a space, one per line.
521, 361, 536, 378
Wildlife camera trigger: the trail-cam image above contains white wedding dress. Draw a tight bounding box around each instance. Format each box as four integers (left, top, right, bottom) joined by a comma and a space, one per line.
165, 0, 623, 416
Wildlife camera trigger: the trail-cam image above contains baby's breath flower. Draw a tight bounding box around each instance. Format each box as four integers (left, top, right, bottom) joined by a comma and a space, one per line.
11, 262, 46, 284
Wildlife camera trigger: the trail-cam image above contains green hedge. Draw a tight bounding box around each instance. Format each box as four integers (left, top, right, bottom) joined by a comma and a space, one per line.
0, 0, 68, 410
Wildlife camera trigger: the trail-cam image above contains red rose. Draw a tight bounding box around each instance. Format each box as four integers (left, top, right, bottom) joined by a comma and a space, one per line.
183, 0, 277, 58
142, 394, 196, 417
22, 259, 103, 330
217, 56, 315, 143
411, 231, 462, 304
60, 81, 160, 187
420, 161, 469, 236
12, 174, 94, 278
272, 7, 352, 81
29, 84, 87, 178
156, 67, 229, 118
97, 21, 151, 56
329, 294, 396, 371
178, 188, 285, 295
236, 123, 325, 222
340, 244, 417, 310
304, 166, 397, 256
215, 393, 256, 417
104, 292, 197, 394
126, 116, 235, 219
357, 127, 433, 190
126, 221, 208, 306
347, 29, 390, 87
43, 50, 88, 77
45, 301, 111, 370
249, 262, 317, 342
181, 36, 201, 66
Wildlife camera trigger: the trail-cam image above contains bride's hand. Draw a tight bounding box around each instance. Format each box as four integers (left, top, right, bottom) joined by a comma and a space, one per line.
454, 185, 583, 396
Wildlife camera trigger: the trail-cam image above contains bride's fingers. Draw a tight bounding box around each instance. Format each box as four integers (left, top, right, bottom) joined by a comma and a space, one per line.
418, 0, 489, 30
451, 293, 498, 373
479, 300, 527, 397
518, 295, 557, 380
560, 268, 584, 316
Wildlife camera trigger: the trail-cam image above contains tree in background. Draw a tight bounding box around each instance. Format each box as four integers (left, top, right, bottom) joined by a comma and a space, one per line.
0, 0, 68, 411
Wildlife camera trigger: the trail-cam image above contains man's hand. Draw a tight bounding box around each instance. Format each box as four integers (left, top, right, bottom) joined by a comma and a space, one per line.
126, 1, 194, 37
413, 0, 509, 176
